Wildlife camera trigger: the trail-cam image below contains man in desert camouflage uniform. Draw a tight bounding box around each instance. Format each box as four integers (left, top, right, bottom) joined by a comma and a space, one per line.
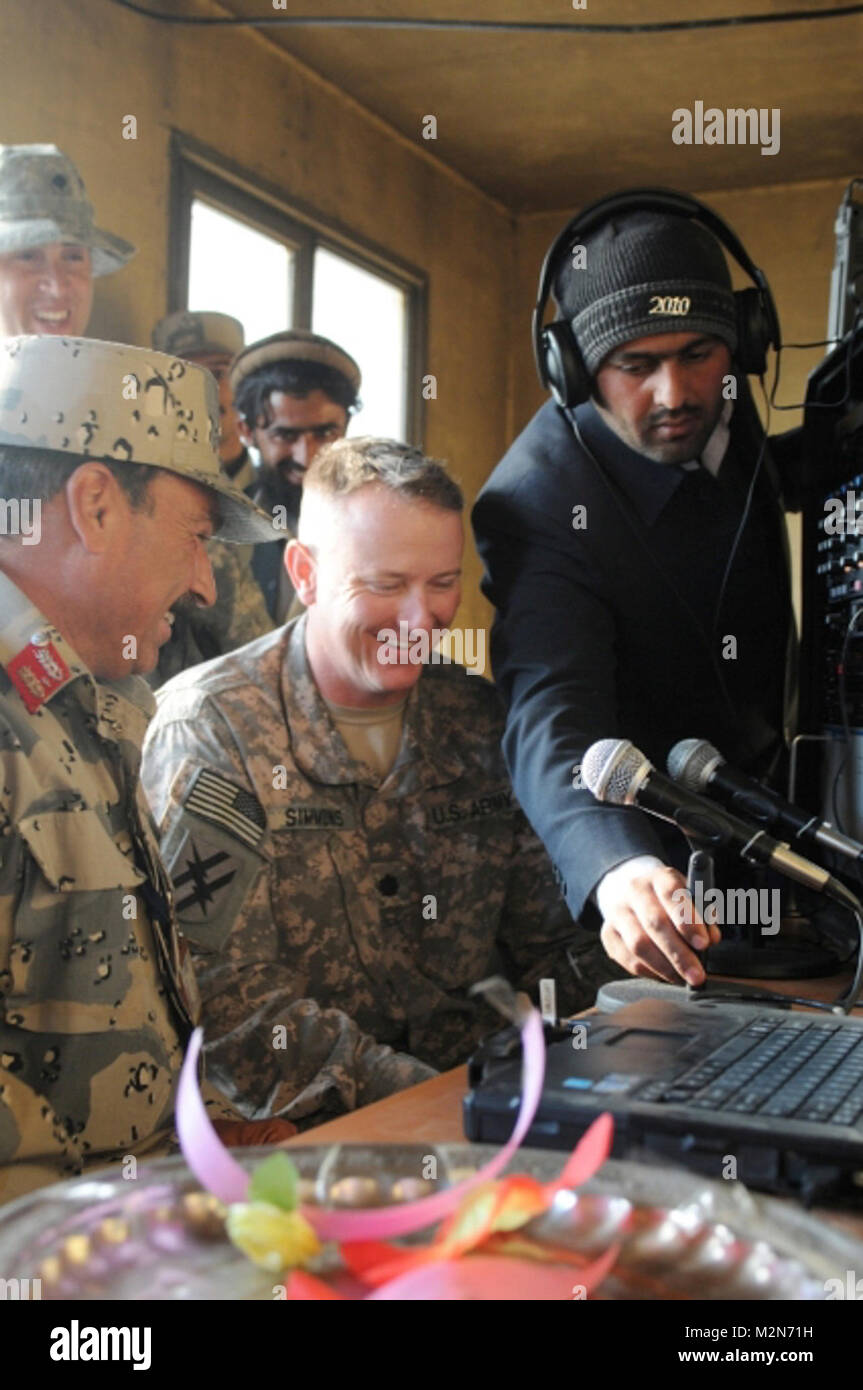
0, 337, 415, 1201
149, 311, 274, 685
142, 438, 617, 1128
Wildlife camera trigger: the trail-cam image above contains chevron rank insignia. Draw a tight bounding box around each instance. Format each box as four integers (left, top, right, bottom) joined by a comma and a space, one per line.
183, 768, 267, 850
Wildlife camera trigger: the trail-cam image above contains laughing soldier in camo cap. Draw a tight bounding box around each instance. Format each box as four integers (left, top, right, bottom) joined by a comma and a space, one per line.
0, 144, 136, 338
0, 335, 295, 1200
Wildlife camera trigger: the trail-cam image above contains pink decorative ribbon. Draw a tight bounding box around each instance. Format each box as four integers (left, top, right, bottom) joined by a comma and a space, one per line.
176, 1031, 249, 1205
178, 1007, 547, 1241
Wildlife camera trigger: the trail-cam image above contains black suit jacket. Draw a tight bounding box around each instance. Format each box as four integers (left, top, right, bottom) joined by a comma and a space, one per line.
472, 395, 795, 922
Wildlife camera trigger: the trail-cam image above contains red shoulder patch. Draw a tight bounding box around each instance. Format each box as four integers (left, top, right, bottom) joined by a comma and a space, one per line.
8, 640, 72, 713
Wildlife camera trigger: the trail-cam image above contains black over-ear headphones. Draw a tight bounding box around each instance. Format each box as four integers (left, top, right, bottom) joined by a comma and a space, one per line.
532, 187, 781, 409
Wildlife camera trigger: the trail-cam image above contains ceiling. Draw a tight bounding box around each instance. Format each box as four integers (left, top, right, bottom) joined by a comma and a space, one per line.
213, 0, 863, 211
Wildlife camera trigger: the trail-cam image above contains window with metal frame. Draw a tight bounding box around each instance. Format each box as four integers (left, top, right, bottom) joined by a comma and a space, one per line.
169, 141, 426, 442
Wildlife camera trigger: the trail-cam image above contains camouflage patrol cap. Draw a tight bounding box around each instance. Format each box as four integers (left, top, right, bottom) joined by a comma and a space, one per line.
0, 336, 276, 544
152, 310, 245, 360
0, 144, 136, 277
230, 328, 361, 395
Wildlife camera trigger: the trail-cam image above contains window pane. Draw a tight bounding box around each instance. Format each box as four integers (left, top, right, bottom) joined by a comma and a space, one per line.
188, 199, 294, 345
312, 247, 407, 439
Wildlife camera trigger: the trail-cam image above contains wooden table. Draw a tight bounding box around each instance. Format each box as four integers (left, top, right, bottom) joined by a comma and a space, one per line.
286, 969, 863, 1244
287, 1065, 469, 1149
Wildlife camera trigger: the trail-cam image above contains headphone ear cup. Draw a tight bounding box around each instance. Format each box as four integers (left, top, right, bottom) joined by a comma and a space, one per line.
734, 287, 772, 376
541, 321, 590, 408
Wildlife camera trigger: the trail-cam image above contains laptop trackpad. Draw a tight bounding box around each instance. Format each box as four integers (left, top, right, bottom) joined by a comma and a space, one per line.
548, 1023, 701, 1086
607, 1027, 695, 1053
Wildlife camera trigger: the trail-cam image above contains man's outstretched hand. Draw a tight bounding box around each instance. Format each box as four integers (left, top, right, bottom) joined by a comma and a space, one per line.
599, 864, 721, 986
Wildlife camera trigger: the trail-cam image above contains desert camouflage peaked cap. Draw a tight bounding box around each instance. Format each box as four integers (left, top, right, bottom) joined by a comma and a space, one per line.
0, 144, 136, 277
0, 336, 277, 544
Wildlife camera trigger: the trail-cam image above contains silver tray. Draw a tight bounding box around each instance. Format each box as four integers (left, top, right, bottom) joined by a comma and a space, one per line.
0, 1144, 860, 1300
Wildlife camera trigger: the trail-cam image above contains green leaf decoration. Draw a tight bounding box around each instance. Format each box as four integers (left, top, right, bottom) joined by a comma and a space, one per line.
248, 1152, 299, 1212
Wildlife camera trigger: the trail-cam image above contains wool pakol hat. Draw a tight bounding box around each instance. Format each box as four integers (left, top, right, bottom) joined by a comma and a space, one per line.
554, 210, 738, 375
152, 310, 245, 360
229, 328, 361, 395
0, 144, 136, 277
0, 336, 277, 544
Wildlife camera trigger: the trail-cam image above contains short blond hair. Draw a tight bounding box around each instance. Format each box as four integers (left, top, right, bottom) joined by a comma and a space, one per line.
303, 436, 463, 512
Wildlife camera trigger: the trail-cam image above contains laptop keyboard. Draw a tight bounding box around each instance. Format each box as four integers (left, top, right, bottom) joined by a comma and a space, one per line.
635, 1016, 863, 1125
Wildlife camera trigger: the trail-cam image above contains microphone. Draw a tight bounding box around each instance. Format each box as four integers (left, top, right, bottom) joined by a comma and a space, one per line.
582, 738, 849, 900
667, 738, 863, 865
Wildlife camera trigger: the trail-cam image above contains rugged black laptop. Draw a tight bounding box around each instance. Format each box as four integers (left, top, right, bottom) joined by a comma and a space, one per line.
463, 991, 863, 1201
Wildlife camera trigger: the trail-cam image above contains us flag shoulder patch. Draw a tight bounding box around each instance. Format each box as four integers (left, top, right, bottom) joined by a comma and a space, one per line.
183, 768, 267, 850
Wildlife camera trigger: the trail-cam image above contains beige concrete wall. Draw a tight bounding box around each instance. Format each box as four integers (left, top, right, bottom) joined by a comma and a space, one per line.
0, 0, 511, 641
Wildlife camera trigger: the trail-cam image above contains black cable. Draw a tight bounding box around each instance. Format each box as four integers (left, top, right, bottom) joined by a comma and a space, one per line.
836, 901, 863, 1011
831, 602, 863, 834
699, 892, 863, 1013
783, 338, 838, 350
697, 985, 858, 1012
770, 306, 862, 412
107, 0, 863, 33
702, 383, 863, 1005
711, 384, 770, 644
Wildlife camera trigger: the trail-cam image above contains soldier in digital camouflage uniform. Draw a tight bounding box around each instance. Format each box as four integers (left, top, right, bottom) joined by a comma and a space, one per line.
149, 311, 274, 687
0, 336, 406, 1202
141, 438, 620, 1129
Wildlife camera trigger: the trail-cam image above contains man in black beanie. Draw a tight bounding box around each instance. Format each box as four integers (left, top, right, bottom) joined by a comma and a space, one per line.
560, 211, 739, 462
472, 200, 794, 988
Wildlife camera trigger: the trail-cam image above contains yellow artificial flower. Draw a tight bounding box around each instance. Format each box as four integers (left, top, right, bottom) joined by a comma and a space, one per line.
226, 1201, 321, 1273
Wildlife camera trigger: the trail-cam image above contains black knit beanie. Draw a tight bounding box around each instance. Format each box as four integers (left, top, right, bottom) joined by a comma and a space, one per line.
553, 211, 738, 374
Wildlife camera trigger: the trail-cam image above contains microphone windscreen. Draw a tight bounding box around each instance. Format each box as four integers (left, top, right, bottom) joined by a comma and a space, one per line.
667, 737, 721, 792
582, 738, 645, 804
